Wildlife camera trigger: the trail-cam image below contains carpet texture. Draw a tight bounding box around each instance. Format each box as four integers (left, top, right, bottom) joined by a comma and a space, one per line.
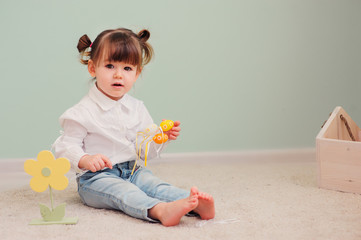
1, 156, 361, 240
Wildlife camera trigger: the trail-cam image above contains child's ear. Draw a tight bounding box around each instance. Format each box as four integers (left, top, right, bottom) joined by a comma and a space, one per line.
88, 60, 96, 77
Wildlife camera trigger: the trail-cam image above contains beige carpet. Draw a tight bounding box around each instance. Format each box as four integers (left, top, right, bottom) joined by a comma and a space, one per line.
1, 153, 361, 240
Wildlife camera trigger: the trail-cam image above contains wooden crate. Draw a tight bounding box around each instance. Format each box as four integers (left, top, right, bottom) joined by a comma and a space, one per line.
316, 106, 361, 194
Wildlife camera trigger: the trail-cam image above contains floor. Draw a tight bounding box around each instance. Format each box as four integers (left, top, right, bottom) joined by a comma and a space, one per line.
2, 149, 361, 240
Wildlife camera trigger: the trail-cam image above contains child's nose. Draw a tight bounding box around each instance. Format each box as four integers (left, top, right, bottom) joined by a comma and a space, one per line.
114, 69, 123, 78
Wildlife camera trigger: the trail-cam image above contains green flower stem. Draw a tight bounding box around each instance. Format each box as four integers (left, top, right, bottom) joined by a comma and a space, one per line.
49, 186, 54, 211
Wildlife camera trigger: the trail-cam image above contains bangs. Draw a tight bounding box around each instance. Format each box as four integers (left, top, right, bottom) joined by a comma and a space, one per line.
100, 32, 142, 67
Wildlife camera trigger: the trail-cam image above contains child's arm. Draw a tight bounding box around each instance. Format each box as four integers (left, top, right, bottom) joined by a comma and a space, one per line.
78, 154, 113, 172
53, 120, 88, 173
54, 119, 111, 173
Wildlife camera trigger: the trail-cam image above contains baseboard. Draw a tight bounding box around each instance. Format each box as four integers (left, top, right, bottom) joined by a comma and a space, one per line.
0, 148, 316, 173
158, 148, 316, 164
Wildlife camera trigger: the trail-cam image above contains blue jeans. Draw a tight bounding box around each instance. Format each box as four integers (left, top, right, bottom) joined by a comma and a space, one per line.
77, 161, 189, 222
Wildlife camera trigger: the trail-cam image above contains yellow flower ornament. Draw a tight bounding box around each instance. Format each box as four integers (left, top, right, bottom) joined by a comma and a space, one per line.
24, 150, 77, 225
24, 150, 70, 192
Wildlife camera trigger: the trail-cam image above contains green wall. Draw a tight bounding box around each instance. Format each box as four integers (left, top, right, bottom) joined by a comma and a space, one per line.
1, 0, 360, 158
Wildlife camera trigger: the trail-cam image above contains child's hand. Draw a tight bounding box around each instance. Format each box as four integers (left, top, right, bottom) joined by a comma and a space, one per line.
164, 120, 181, 140
78, 154, 113, 172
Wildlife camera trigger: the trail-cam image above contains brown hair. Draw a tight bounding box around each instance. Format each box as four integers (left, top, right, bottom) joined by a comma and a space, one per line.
77, 28, 153, 73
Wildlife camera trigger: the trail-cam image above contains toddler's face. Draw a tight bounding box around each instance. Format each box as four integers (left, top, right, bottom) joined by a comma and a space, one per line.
88, 60, 140, 100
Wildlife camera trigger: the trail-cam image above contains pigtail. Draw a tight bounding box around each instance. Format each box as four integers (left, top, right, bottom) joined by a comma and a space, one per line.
137, 29, 153, 66
77, 34, 92, 65
138, 29, 150, 42
77, 34, 92, 52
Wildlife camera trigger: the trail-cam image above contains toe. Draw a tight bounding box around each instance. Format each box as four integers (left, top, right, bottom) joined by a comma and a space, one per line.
190, 186, 199, 196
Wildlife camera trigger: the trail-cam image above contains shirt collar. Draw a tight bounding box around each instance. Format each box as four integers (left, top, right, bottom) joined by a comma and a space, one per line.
88, 82, 132, 111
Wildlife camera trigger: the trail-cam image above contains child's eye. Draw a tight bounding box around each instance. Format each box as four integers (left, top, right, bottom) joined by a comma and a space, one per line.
105, 64, 114, 69
124, 66, 132, 71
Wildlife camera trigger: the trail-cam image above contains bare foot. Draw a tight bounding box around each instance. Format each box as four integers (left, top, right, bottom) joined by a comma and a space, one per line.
149, 187, 199, 227
194, 191, 215, 220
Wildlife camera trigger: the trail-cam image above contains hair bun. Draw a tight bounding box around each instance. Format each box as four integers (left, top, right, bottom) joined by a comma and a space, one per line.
77, 34, 92, 53
138, 29, 150, 42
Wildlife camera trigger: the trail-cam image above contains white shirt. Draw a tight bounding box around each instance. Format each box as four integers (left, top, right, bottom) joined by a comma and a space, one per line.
53, 83, 158, 175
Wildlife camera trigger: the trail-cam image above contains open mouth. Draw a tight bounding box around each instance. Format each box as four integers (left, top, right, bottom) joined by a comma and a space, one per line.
112, 83, 123, 87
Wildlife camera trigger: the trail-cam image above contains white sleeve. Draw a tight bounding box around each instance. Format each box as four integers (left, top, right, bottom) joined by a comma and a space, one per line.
52, 119, 88, 173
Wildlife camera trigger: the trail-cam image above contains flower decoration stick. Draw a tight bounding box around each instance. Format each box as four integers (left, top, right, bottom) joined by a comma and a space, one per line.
24, 150, 78, 225
49, 186, 54, 211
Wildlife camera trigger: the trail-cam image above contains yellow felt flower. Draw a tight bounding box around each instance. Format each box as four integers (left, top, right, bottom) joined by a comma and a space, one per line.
24, 150, 70, 192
